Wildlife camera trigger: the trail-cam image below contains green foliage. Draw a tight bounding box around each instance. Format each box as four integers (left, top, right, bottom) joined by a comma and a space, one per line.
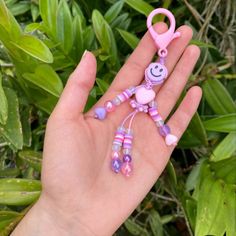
0, 0, 235, 235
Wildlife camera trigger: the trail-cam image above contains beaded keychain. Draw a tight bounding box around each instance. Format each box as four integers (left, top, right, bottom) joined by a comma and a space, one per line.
93, 8, 181, 177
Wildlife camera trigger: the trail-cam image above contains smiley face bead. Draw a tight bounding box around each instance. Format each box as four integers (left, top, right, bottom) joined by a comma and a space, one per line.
145, 62, 168, 85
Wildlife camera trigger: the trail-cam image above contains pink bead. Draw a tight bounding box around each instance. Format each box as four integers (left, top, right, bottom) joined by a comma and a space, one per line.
111, 151, 120, 159
135, 87, 155, 105
104, 100, 115, 112
165, 134, 178, 146
121, 162, 133, 177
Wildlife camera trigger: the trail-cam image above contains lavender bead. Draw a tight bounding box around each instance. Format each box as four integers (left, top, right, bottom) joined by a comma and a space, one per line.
149, 100, 157, 108
123, 148, 131, 155
112, 97, 121, 106
94, 107, 107, 120
112, 144, 121, 151
159, 124, 171, 137
111, 158, 122, 173
123, 154, 132, 162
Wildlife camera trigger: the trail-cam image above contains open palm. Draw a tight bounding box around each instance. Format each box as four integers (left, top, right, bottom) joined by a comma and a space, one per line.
13, 23, 202, 236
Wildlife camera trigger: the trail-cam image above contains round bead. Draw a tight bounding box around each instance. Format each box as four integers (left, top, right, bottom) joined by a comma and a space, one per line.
112, 144, 121, 151
111, 151, 120, 159
121, 162, 133, 177
111, 158, 122, 173
123, 154, 132, 162
112, 97, 121, 106
128, 86, 136, 94
94, 107, 107, 120
123, 148, 131, 155
155, 120, 164, 127
149, 100, 157, 108
104, 100, 115, 112
159, 124, 171, 137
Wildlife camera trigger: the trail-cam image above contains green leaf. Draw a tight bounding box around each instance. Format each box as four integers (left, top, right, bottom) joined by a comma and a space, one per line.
0, 74, 8, 125
31, 3, 39, 22
56, 0, 73, 53
23, 64, 63, 97
149, 210, 163, 236
71, 1, 85, 27
211, 157, 236, 184
185, 198, 197, 230
166, 161, 177, 186
18, 150, 42, 172
124, 218, 149, 236
39, 0, 58, 36
125, 0, 154, 16
8, 2, 30, 16
186, 158, 206, 191
96, 78, 109, 95
0, 0, 21, 38
24, 23, 41, 33
0, 168, 20, 178
92, 10, 118, 67
224, 185, 236, 236
105, 0, 124, 23
0, 210, 22, 230
203, 113, 236, 132
34, 95, 58, 114
72, 15, 84, 60
12, 34, 53, 63
190, 39, 217, 49
0, 88, 23, 150
203, 79, 236, 115
20, 106, 32, 147
0, 178, 41, 205
195, 175, 226, 236
117, 29, 140, 50
83, 26, 95, 50
210, 132, 236, 161
188, 112, 208, 146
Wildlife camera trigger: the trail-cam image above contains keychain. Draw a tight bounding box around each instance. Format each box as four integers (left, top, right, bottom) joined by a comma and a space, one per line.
93, 8, 181, 177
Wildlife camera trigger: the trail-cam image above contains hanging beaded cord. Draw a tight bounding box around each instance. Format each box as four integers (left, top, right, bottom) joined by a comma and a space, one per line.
93, 8, 181, 177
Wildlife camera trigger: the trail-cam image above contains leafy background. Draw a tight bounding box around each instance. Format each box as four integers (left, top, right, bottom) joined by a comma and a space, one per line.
0, 0, 235, 235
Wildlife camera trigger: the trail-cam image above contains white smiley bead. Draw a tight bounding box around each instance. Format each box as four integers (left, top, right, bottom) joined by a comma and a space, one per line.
145, 62, 168, 85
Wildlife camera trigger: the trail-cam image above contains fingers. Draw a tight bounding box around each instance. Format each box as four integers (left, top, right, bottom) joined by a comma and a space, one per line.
156, 45, 201, 119
52, 51, 97, 119
167, 86, 202, 141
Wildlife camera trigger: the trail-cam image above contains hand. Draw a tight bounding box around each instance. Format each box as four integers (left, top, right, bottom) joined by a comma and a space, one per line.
12, 23, 202, 236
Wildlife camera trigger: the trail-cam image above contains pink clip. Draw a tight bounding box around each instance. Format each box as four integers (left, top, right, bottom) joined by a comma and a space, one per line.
147, 8, 181, 57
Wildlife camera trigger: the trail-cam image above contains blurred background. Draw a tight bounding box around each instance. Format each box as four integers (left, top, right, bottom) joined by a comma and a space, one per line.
0, 0, 235, 235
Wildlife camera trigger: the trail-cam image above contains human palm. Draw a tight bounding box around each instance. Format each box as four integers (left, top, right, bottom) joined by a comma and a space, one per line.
12, 23, 202, 236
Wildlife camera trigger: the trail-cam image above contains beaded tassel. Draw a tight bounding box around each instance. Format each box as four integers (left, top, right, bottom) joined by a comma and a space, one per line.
121, 129, 133, 177
111, 126, 125, 173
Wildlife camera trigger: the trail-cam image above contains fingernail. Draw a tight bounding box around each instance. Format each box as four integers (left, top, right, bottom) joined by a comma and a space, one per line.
82, 50, 88, 59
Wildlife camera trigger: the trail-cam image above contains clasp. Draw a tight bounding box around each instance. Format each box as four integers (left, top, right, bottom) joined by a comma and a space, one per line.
147, 8, 181, 57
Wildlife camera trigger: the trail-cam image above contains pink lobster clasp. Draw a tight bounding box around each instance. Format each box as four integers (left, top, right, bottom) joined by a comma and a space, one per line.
147, 8, 181, 57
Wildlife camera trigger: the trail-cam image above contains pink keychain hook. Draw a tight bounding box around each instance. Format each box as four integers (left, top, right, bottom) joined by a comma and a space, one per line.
147, 8, 181, 57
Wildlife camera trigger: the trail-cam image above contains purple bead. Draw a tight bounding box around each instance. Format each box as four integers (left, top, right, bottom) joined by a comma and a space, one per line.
111, 158, 122, 173
159, 124, 171, 137
94, 107, 107, 120
123, 154, 132, 163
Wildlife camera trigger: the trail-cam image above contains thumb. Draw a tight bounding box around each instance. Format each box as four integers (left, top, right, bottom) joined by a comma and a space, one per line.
53, 51, 97, 119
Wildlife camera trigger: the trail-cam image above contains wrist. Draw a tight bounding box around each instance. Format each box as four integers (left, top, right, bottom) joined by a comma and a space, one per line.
11, 194, 96, 236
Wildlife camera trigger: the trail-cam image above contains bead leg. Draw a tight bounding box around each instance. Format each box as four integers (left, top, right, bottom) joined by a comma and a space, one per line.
148, 100, 178, 146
